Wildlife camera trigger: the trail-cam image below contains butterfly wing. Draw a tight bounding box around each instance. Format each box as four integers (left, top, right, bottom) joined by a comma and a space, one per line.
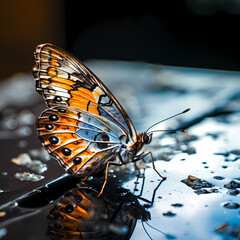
33, 43, 137, 143
33, 43, 137, 177
37, 106, 122, 177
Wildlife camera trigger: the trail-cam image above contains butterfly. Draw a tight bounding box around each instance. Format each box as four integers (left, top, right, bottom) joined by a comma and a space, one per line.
33, 43, 189, 197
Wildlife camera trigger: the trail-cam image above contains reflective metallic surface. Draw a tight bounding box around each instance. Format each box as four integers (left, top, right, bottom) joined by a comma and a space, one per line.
0, 62, 240, 239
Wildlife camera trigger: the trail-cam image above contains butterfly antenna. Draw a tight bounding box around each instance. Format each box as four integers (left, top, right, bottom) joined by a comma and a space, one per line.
148, 128, 188, 134
145, 221, 176, 239
146, 108, 190, 134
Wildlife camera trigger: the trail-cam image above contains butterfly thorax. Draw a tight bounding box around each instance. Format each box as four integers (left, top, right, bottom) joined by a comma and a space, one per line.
119, 133, 147, 164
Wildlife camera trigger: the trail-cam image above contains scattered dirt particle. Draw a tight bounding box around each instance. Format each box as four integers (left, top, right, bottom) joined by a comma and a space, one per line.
171, 203, 183, 207
163, 211, 176, 217
224, 180, 240, 189
213, 176, 225, 180
194, 188, 218, 195
181, 175, 213, 190
11, 153, 47, 174
227, 189, 240, 196
14, 172, 44, 182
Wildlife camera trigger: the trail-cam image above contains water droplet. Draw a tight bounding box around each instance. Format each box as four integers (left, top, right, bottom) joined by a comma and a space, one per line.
0, 228, 7, 238
16, 126, 32, 136
5, 118, 18, 129
223, 202, 240, 209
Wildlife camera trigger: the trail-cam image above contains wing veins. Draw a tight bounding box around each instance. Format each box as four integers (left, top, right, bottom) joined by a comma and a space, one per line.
40, 106, 125, 139
40, 131, 119, 145
41, 85, 130, 136
38, 123, 119, 140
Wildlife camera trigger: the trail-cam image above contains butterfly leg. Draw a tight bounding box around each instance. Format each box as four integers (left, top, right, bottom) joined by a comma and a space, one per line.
97, 161, 123, 198
142, 151, 166, 180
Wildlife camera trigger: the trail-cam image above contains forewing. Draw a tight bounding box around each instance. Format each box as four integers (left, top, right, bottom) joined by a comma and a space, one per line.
33, 43, 137, 144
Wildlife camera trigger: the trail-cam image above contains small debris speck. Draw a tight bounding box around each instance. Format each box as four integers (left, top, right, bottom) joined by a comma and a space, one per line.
213, 176, 225, 180
11, 153, 47, 174
163, 211, 176, 217
14, 172, 44, 182
227, 189, 240, 196
181, 175, 213, 190
171, 203, 183, 207
224, 180, 240, 189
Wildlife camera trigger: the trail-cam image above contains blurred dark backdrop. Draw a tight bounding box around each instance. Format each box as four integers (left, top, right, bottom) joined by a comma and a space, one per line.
1, 0, 240, 80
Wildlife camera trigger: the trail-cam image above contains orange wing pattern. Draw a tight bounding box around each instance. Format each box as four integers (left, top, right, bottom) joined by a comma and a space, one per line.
37, 106, 122, 177
33, 43, 137, 143
33, 43, 139, 176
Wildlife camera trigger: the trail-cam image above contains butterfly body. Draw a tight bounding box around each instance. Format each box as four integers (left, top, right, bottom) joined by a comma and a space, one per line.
33, 43, 164, 195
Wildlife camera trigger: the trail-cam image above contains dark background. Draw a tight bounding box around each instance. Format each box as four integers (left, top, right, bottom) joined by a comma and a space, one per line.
1, 0, 240, 80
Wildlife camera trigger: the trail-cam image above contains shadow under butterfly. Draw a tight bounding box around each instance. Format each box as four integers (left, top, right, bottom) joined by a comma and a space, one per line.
47, 174, 175, 240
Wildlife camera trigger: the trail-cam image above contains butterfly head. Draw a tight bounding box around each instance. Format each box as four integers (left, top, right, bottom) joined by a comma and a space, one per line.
142, 132, 153, 145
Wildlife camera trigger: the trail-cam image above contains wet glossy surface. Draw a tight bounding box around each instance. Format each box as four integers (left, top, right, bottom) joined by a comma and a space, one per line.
0, 62, 240, 239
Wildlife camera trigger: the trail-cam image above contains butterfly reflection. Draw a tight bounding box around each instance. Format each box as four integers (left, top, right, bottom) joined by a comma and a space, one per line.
47, 177, 166, 240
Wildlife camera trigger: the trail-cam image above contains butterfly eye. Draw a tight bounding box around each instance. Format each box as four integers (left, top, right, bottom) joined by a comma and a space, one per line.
143, 134, 149, 144
142, 133, 152, 144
